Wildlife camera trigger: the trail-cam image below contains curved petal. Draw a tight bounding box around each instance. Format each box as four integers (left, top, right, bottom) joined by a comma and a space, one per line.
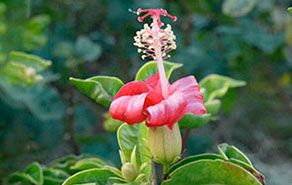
113, 81, 150, 100
110, 93, 148, 124
144, 73, 160, 89
110, 81, 151, 124
145, 91, 187, 129
170, 76, 206, 115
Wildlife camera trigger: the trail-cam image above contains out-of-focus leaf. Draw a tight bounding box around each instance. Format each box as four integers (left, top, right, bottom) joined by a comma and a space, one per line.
23, 15, 50, 50
9, 51, 51, 71
218, 143, 253, 166
53, 41, 74, 58
162, 159, 261, 185
285, 17, 292, 45
178, 113, 211, 129
103, 112, 123, 133
0, 62, 43, 86
0, 2, 6, 17
222, 0, 257, 17
70, 76, 124, 107
9, 162, 43, 185
288, 7, 292, 15
61, 168, 118, 185
239, 19, 284, 52
135, 61, 183, 81
70, 157, 106, 171
205, 99, 221, 115
117, 123, 151, 179
0, 22, 6, 35
75, 35, 102, 61
200, 74, 246, 102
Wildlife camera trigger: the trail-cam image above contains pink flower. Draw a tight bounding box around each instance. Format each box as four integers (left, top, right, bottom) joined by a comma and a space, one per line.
109, 73, 206, 129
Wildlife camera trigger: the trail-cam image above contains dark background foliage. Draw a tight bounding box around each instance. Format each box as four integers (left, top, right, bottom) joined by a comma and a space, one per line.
0, 0, 292, 184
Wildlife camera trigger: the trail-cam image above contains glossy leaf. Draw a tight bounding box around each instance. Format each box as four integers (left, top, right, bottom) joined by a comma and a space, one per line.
70, 157, 106, 171
200, 74, 246, 102
222, 0, 257, 17
169, 154, 224, 174
62, 168, 118, 185
70, 76, 124, 107
9, 51, 52, 72
117, 123, 151, 179
178, 113, 211, 129
135, 61, 182, 81
162, 159, 261, 185
10, 162, 43, 185
218, 143, 253, 166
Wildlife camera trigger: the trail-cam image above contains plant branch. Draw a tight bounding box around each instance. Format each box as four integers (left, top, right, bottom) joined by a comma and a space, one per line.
181, 128, 191, 155
65, 89, 80, 155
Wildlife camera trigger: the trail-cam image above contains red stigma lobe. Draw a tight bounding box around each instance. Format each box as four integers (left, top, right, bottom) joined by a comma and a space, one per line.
137, 8, 177, 27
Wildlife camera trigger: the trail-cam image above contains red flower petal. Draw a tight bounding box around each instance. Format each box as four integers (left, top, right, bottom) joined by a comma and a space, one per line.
113, 81, 150, 100
170, 76, 206, 115
144, 73, 160, 89
145, 91, 187, 129
110, 93, 148, 125
110, 81, 151, 124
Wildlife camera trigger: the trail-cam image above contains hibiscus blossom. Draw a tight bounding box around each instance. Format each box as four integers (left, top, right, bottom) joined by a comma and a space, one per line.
110, 73, 206, 129
110, 9, 206, 129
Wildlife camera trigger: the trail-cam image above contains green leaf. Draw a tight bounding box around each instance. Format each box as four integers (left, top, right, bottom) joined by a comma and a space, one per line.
205, 99, 221, 115
222, 0, 257, 17
218, 143, 253, 166
169, 154, 224, 174
162, 159, 261, 185
43, 168, 69, 185
48, 155, 87, 175
70, 157, 106, 171
70, 76, 124, 107
9, 51, 51, 72
288, 7, 292, 15
200, 74, 246, 102
10, 162, 43, 185
135, 61, 183, 81
61, 168, 118, 185
178, 113, 211, 129
117, 123, 151, 179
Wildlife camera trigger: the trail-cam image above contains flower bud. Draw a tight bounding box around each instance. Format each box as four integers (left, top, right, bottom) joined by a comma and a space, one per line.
121, 162, 138, 182
148, 123, 182, 165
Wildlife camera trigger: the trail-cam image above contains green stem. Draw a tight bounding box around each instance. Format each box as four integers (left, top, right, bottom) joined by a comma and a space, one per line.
163, 164, 169, 180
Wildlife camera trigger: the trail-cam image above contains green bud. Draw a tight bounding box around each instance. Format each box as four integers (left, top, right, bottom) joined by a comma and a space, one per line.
121, 162, 138, 182
148, 123, 182, 165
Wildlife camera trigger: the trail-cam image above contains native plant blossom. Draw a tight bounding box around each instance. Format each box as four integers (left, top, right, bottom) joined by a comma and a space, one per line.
110, 9, 206, 130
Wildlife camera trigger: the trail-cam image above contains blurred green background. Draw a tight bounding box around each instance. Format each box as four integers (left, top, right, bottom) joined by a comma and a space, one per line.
0, 0, 291, 184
